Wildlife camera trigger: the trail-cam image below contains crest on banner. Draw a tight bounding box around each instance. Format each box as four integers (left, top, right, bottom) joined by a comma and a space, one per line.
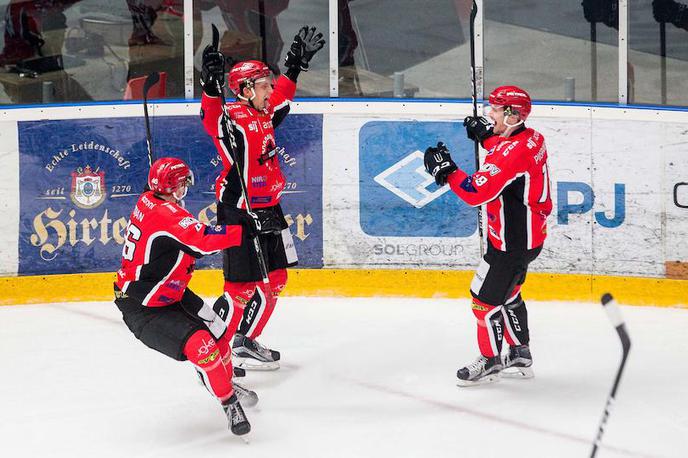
70, 165, 106, 209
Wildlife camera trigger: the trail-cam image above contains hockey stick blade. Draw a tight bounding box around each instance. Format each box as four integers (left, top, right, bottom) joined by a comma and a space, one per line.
601, 293, 631, 354
143, 72, 160, 103
590, 293, 631, 458
142, 72, 160, 169
211, 24, 220, 52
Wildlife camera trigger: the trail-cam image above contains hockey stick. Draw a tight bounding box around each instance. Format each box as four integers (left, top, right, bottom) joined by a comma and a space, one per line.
469, 0, 485, 256
590, 21, 597, 101
142, 71, 160, 168
660, 21, 667, 104
210, 24, 271, 292
590, 293, 631, 458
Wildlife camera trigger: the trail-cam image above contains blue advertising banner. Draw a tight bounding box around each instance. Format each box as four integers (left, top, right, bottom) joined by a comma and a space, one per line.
358, 121, 476, 237
18, 114, 323, 275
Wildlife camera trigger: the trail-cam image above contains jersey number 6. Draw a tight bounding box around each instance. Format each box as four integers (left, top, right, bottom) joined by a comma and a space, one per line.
122, 223, 142, 261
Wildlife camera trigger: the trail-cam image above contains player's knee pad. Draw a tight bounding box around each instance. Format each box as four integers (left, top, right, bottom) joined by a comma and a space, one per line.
209, 294, 233, 361
184, 330, 222, 369
209, 293, 232, 325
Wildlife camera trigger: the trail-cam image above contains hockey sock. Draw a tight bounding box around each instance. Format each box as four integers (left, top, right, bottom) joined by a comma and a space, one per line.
184, 330, 233, 402
471, 297, 504, 357
248, 269, 287, 340
216, 331, 233, 366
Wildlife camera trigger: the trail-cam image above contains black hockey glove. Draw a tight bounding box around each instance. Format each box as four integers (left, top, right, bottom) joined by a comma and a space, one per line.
254, 207, 288, 234
424, 142, 458, 186
284, 26, 326, 73
237, 211, 262, 238
200, 44, 225, 97
464, 116, 495, 144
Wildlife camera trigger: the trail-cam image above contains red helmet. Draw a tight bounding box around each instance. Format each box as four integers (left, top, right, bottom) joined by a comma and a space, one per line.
228, 60, 271, 96
488, 85, 532, 120
148, 157, 194, 195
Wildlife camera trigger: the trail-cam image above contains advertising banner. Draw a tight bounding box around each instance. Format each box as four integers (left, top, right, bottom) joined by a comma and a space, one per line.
324, 116, 481, 269
324, 114, 679, 276
18, 114, 323, 275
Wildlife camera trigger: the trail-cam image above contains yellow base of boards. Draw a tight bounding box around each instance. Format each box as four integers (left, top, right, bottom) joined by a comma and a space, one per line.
0, 269, 686, 307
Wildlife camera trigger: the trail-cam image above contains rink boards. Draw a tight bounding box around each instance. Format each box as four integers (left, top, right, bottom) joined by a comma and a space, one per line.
0, 100, 686, 306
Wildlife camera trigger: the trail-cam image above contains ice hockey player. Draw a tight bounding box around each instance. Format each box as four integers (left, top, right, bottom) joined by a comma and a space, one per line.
114, 157, 259, 435
424, 86, 552, 386
199, 26, 325, 370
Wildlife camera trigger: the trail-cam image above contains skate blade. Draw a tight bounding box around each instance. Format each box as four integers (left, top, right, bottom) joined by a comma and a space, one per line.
240, 434, 251, 444
456, 373, 500, 387
238, 394, 259, 408
501, 366, 534, 379
235, 360, 280, 371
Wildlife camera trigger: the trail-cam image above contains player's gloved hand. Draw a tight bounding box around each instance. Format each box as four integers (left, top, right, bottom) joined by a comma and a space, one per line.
200, 44, 225, 97
464, 116, 494, 144
237, 211, 262, 238
254, 207, 287, 234
284, 26, 326, 72
424, 142, 458, 186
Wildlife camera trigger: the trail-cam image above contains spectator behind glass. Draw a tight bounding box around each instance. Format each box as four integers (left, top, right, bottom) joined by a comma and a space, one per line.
125, 0, 184, 98
0, 0, 93, 103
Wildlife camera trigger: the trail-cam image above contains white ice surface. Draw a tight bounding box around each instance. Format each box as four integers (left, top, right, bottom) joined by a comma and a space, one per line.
1, 297, 687, 458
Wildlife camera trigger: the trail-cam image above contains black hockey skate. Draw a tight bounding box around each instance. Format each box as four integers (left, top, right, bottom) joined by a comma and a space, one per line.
456, 355, 503, 387
232, 334, 280, 371
222, 394, 251, 436
502, 345, 534, 379
233, 381, 259, 408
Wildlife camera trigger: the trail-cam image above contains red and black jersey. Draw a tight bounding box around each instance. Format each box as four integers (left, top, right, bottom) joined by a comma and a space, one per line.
447, 126, 553, 251
200, 75, 295, 209
115, 191, 243, 306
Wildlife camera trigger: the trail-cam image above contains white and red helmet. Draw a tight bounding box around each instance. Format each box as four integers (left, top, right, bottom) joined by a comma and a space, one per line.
228, 60, 271, 96
148, 157, 194, 197
488, 85, 532, 120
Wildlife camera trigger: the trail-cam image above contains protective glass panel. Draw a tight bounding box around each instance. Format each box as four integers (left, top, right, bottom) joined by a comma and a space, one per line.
193, 0, 329, 99
628, 0, 688, 106
338, 0, 471, 98
0, 0, 184, 105
484, 0, 619, 103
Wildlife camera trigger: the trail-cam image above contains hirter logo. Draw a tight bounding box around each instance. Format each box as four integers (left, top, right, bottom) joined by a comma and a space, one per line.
70, 165, 106, 209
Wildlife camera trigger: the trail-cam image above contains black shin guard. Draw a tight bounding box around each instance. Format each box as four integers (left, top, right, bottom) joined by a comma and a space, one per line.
504, 297, 529, 346
237, 287, 266, 336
